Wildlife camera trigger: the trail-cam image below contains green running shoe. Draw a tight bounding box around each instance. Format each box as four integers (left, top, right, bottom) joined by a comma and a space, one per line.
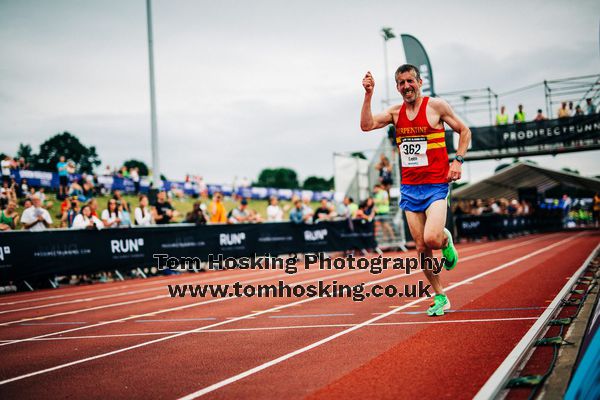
427, 294, 451, 316
442, 228, 458, 271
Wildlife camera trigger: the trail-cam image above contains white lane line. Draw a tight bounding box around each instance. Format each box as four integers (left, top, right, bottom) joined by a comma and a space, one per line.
174, 232, 584, 399
0, 232, 572, 385
269, 314, 354, 318
0, 270, 273, 315
0, 267, 366, 348
0, 317, 539, 342
135, 318, 218, 323
19, 322, 87, 326
0, 268, 317, 326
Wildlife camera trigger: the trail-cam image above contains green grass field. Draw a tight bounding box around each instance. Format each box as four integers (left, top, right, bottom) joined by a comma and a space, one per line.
22, 193, 321, 229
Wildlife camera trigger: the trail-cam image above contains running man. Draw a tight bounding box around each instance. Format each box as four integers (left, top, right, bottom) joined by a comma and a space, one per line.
360, 64, 471, 316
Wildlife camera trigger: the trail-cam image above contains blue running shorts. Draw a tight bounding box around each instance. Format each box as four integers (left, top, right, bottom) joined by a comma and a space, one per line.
399, 183, 449, 212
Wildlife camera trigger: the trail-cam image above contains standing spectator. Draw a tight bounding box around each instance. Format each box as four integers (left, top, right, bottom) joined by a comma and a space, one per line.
593, 192, 600, 228
533, 109, 547, 121
101, 199, 123, 228
375, 155, 393, 192
574, 105, 584, 116
228, 199, 250, 224
185, 201, 208, 225
134, 195, 154, 226
347, 197, 358, 218
568, 101, 574, 116
72, 205, 103, 230
152, 191, 178, 224
21, 195, 52, 231
56, 155, 69, 199
1, 156, 13, 186
586, 98, 596, 115
289, 199, 305, 224
0, 201, 19, 231
558, 102, 570, 118
130, 167, 140, 194
495, 105, 509, 125
266, 196, 284, 221
513, 104, 526, 123
209, 192, 227, 223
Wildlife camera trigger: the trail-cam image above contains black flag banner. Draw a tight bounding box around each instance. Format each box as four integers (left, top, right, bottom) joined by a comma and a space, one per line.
401, 34, 436, 97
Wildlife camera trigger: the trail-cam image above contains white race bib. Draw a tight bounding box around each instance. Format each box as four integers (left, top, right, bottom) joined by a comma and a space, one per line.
400, 137, 428, 167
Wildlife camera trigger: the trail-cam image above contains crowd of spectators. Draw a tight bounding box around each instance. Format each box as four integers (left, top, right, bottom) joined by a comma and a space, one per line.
495, 98, 597, 126
452, 198, 533, 216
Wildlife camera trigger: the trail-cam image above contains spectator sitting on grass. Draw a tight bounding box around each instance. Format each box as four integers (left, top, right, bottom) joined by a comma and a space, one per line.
266, 196, 284, 221
152, 190, 178, 224
72, 205, 103, 230
186, 201, 208, 225
209, 192, 227, 223
134, 195, 154, 226
229, 198, 251, 224
289, 199, 305, 224
20, 178, 29, 199
0, 201, 19, 231
117, 201, 131, 227
314, 199, 334, 222
21, 195, 52, 231
10, 177, 22, 199
88, 198, 100, 218
101, 199, 122, 228
35, 187, 53, 209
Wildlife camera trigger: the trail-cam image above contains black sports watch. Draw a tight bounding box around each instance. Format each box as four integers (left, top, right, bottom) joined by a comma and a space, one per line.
455, 155, 465, 164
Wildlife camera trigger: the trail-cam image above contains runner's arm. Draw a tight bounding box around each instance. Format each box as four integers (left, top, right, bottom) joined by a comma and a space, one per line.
360, 71, 395, 131
435, 99, 471, 157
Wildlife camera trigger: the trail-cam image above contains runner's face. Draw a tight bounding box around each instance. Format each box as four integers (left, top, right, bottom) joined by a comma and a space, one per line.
396, 70, 422, 104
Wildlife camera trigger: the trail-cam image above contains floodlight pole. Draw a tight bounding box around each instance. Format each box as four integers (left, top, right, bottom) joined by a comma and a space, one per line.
146, 0, 160, 186
382, 35, 390, 107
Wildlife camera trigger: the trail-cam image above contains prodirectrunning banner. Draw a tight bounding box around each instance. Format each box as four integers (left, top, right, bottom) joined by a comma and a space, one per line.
0, 221, 375, 281
445, 114, 600, 153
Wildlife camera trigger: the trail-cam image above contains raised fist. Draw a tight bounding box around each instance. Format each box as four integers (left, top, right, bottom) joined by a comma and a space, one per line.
362, 71, 375, 94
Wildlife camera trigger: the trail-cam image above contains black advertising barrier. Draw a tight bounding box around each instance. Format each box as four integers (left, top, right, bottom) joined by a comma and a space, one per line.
0, 220, 375, 282
455, 213, 562, 240
445, 114, 600, 153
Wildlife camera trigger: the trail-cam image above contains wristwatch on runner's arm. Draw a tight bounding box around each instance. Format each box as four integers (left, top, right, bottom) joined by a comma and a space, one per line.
454, 155, 465, 164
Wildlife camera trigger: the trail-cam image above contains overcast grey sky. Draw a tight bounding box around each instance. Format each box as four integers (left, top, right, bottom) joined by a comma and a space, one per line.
1, 0, 599, 185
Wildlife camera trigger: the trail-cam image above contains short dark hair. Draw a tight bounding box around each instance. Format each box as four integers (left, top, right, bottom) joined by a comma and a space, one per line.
395, 64, 420, 82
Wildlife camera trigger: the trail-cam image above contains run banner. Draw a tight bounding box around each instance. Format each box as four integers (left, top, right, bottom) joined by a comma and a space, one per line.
0, 220, 375, 281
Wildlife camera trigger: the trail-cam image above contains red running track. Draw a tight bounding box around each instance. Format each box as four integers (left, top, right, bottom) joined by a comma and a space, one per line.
0, 231, 597, 399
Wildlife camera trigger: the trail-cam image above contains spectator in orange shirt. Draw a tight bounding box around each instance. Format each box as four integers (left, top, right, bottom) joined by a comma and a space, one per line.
209, 192, 227, 223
